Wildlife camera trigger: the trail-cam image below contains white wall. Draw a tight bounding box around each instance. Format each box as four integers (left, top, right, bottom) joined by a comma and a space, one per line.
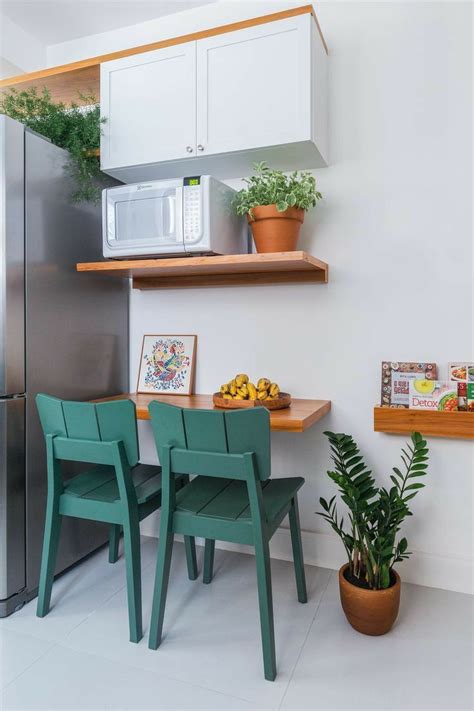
49, 1, 473, 594
0, 11, 46, 77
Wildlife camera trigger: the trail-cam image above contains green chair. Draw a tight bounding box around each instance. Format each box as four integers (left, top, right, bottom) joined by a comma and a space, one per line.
147, 402, 307, 681
35, 393, 199, 643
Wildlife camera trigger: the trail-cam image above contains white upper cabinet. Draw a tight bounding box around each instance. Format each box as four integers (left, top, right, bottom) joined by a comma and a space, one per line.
101, 41, 197, 170
196, 15, 311, 157
100, 11, 328, 182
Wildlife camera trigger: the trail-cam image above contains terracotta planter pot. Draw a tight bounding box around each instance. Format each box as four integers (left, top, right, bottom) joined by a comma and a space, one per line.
248, 205, 304, 253
338, 564, 401, 636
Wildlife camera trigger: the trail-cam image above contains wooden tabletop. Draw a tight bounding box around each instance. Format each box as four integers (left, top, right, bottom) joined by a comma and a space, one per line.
93, 393, 331, 433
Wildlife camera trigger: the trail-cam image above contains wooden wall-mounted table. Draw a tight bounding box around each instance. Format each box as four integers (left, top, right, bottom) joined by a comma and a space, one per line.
93, 393, 331, 433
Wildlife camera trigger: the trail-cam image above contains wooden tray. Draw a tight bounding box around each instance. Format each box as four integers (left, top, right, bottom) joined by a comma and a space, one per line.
212, 392, 292, 410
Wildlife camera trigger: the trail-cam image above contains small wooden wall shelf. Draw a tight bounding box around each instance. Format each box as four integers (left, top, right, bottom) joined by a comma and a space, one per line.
374, 407, 474, 440
0, 5, 320, 105
76, 251, 328, 290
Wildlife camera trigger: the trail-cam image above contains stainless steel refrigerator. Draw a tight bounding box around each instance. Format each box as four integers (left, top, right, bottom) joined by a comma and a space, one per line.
0, 115, 129, 616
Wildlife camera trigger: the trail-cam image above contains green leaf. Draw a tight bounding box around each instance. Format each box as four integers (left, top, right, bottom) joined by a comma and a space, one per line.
348, 463, 367, 478
276, 201, 288, 212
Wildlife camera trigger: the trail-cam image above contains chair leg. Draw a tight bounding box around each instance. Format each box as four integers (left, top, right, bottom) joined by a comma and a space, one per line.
148, 530, 174, 650
109, 524, 121, 564
203, 539, 215, 584
184, 535, 198, 581
289, 496, 308, 603
122, 517, 142, 643
36, 498, 62, 618
254, 536, 276, 681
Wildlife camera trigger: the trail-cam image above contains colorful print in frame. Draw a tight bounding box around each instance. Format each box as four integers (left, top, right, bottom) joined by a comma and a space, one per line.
137, 335, 196, 395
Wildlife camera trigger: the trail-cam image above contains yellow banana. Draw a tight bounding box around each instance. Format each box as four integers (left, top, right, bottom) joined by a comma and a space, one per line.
235, 373, 249, 387
257, 389, 268, 400
223, 393, 233, 400
247, 383, 257, 400
220, 383, 230, 394
234, 394, 244, 400
229, 380, 237, 396
269, 383, 280, 398
257, 378, 271, 391
237, 387, 248, 399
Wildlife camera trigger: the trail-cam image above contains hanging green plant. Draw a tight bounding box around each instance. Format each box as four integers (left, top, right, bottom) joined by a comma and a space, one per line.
0, 87, 105, 203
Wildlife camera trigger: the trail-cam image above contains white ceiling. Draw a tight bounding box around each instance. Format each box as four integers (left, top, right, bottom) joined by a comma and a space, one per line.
0, 0, 217, 45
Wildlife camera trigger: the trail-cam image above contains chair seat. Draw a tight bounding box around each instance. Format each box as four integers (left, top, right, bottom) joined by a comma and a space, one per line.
175, 476, 304, 524
63, 463, 164, 506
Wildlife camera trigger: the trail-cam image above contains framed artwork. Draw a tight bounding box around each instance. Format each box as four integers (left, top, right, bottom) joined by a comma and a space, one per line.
137, 335, 197, 395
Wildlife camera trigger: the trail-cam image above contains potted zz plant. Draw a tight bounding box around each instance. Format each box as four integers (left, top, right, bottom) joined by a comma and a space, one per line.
319, 431, 429, 636
233, 161, 322, 253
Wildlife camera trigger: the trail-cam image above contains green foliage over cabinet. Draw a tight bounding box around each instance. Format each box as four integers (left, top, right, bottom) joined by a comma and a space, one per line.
0, 87, 104, 202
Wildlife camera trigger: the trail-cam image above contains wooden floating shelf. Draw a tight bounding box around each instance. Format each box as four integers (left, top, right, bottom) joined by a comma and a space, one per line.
77, 251, 328, 290
0, 5, 319, 105
94, 393, 331, 433
374, 406, 474, 440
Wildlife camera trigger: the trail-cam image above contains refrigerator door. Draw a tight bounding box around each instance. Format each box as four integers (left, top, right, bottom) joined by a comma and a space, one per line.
24, 128, 129, 595
0, 396, 26, 602
0, 116, 25, 398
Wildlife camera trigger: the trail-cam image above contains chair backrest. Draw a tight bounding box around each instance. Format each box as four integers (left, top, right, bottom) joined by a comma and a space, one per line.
149, 401, 271, 481
36, 394, 139, 467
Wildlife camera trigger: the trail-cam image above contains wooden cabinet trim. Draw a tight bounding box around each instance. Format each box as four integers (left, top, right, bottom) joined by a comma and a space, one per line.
0, 5, 326, 97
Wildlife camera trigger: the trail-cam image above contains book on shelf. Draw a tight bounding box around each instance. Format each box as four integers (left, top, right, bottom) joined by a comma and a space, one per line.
380, 361, 437, 408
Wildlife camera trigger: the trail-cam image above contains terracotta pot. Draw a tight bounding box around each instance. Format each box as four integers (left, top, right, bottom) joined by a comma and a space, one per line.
248, 204, 304, 253
338, 564, 401, 636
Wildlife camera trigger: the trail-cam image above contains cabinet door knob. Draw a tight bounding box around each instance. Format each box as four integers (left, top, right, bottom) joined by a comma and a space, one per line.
186, 145, 193, 153
197, 144, 204, 152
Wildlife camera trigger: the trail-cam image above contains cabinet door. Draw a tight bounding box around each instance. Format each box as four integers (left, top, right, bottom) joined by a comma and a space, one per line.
101, 42, 196, 170
196, 15, 311, 158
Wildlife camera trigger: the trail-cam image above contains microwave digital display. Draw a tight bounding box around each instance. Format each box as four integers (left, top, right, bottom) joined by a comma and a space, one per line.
184, 176, 200, 186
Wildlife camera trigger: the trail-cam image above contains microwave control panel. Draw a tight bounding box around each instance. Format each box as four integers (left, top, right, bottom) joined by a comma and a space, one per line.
183, 177, 202, 242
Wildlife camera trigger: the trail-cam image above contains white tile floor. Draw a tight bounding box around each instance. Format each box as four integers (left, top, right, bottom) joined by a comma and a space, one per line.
0, 538, 472, 711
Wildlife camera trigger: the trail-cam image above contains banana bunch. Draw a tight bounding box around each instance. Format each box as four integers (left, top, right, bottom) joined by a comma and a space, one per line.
219, 374, 281, 401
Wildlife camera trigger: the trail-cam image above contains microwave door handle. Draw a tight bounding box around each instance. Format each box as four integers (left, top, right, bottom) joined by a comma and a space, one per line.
167, 195, 175, 236
175, 186, 184, 247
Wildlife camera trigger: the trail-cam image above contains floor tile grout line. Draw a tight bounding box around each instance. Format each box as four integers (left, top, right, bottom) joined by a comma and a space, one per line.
3, 546, 327, 709
2, 552, 151, 648
277, 570, 334, 711
18, 540, 185, 648
0, 639, 59, 694
59, 540, 189, 643
57, 549, 331, 707
56, 539, 160, 642
43, 640, 259, 709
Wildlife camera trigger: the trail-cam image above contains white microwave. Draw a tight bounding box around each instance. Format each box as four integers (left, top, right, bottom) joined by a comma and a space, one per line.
102, 176, 248, 258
